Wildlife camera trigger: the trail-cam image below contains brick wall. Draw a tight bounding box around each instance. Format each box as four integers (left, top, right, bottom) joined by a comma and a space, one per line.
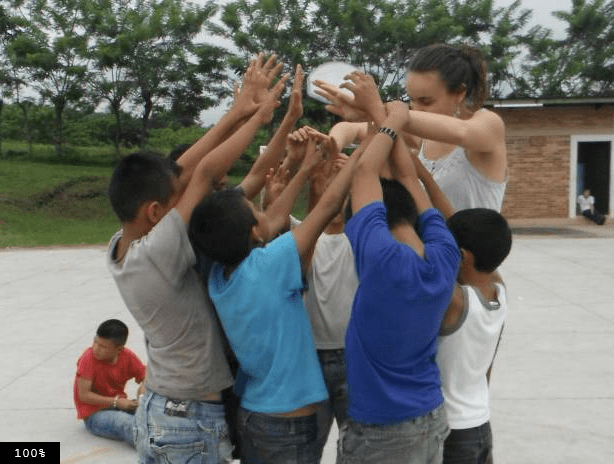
493, 105, 614, 219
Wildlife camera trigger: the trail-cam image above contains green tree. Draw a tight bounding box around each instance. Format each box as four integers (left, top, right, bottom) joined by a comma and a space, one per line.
220, 0, 536, 103
122, 0, 228, 147
0, 1, 32, 156
515, 0, 614, 98
8, 0, 90, 157
82, 0, 138, 157
556, 0, 614, 96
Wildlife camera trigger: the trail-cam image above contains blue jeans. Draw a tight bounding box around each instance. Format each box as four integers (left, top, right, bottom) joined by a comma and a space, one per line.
238, 407, 319, 464
84, 409, 136, 446
315, 349, 349, 459
443, 422, 492, 464
135, 391, 233, 464
337, 403, 449, 464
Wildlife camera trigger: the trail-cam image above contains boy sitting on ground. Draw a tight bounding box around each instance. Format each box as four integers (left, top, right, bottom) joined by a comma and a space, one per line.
189, 132, 366, 463
73, 319, 145, 447
437, 208, 512, 464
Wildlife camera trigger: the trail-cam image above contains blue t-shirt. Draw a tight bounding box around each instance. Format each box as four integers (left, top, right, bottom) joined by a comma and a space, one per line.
208, 232, 328, 414
344, 202, 460, 424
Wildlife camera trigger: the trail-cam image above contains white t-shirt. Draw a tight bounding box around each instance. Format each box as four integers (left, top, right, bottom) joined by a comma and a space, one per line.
577, 194, 595, 212
303, 232, 358, 349
437, 283, 507, 430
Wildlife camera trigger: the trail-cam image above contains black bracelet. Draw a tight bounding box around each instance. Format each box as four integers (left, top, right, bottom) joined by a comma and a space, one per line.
378, 126, 397, 141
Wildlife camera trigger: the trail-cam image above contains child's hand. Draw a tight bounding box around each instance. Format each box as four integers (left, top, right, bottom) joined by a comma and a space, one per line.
286, 64, 304, 121
262, 166, 292, 210
286, 126, 310, 164
117, 397, 139, 412
254, 73, 289, 125
235, 53, 283, 116
301, 137, 326, 173
332, 152, 350, 174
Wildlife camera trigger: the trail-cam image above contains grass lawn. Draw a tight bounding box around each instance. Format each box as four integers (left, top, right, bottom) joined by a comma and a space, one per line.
0, 160, 308, 248
0, 160, 118, 248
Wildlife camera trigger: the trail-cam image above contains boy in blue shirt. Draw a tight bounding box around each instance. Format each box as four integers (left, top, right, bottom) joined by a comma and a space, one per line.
189, 133, 366, 463
340, 101, 460, 464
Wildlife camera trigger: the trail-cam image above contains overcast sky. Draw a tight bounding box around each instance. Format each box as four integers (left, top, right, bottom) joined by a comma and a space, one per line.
198, 0, 574, 124
494, 0, 571, 38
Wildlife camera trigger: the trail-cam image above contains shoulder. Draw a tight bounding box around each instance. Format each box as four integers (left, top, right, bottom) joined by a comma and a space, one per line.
120, 348, 142, 363
347, 201, 386, 227
77, 347, 94, 363
345, 202, 388, 244
76, 348, 96, 376
471, 108, 504, 127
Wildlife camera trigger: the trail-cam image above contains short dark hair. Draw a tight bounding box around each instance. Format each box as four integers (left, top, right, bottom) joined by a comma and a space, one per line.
168, 143, 193, 161
108, 151, 182, 222
407, 43, 488, 111
189, 189, 257, 268
381, 178, 419, 229
96, 319, 129, 346
344, 178, 419, 229
446, 208, 512, 273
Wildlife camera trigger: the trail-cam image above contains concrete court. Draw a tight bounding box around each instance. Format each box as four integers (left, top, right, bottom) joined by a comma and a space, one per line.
1, 220, 613, 463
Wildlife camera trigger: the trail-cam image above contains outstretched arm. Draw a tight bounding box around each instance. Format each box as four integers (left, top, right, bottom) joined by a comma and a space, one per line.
293, 138, 368, 273
239, 64, 304, 199
174, 54, 282, 193
262, 136, 324, 240
175, 75, 288, 224
350, 101, 410, 215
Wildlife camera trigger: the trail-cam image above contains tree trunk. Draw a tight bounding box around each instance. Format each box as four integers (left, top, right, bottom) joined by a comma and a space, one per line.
111, 99, 122, 159
53, 96, 66, 157
140, 90, 153, 149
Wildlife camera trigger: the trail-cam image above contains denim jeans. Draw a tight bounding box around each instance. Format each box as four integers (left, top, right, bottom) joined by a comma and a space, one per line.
238, 407, 319, 464
443, 422, 492, 464
84, 409, 136, 446
135, 391, 233, 464
315, 349, 349, 460
337, 403, 449, 464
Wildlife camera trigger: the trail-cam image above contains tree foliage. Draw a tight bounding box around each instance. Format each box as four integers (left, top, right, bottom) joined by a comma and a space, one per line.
2, 0, 614, 157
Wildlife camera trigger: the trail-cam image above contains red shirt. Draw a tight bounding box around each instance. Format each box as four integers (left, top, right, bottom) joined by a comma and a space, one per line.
73, 347, 146, 419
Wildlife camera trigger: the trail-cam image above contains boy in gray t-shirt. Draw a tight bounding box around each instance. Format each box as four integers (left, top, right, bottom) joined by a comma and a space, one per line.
106, 55, 289, 463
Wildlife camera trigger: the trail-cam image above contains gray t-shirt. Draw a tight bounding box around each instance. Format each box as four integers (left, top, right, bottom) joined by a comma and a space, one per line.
107, 209, 233, 400
304, 232, 358, 349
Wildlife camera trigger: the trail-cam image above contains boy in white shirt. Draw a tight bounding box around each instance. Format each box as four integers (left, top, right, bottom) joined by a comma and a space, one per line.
437, 208, 512, 464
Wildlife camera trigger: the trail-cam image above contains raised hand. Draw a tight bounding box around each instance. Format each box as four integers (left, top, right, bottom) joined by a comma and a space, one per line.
286, 64, 304, 121
301, 136, 326, 173
340, 72, 386, 124
313, 80, 369, 122
235, 53, 284, 117
254, 73, 290, 125
262, 165, 292, 211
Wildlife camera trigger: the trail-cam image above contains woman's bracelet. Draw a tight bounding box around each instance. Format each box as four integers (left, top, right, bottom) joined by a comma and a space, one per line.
378, 126, 397, 142
113, 395, 120, 409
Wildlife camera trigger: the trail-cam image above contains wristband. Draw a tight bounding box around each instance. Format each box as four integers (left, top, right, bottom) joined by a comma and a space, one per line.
113, 395, 120, 409
378, 126, 397, 141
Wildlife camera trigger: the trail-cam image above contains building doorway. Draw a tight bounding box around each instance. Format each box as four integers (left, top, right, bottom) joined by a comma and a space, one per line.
577, 142, 610, 214
571, 136, 614, 217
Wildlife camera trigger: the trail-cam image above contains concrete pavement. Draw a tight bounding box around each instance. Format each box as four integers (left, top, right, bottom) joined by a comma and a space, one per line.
1, 220, 613, 463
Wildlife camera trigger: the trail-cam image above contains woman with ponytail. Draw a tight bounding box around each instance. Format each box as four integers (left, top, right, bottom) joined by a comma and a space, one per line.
315, 43, 507, 214
406, 43, 507, 213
